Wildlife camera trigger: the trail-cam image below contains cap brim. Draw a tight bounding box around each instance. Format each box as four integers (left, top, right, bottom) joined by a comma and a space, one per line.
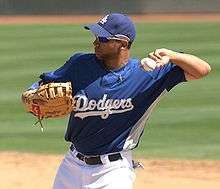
84, 24, 113, 38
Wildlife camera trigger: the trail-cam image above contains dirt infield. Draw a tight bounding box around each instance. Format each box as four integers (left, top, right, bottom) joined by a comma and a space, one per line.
1, 152, 220, 189
1, 13, 220, 24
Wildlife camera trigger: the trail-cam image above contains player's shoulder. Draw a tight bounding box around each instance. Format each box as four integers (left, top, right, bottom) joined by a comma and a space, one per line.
129, 57, 157, 79
129, 57, 140, 69
68, 52, 96, 63
129, 57, 150, 74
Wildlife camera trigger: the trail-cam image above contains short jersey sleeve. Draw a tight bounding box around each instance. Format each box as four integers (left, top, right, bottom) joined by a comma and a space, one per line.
28, 53, 82, 90
149, 62, 187, 91
39, 53, 82, 83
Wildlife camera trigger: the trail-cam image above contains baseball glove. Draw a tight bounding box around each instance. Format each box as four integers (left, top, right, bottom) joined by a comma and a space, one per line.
21, 82, 73, 131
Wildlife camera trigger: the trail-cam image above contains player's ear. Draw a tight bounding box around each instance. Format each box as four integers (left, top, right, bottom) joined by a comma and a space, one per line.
120, 41, 128, 50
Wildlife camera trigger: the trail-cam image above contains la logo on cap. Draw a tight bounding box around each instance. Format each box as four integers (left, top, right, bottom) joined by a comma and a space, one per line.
99, 15, 109, 24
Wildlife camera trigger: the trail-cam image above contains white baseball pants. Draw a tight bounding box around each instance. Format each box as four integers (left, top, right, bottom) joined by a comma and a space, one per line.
52, 149, 136, 189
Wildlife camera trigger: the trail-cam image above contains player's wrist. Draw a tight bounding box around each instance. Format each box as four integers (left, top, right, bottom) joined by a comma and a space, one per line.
169, 51, 181, 62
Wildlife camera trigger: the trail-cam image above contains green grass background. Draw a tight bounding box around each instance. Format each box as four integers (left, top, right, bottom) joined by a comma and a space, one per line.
0, 22, 219, 159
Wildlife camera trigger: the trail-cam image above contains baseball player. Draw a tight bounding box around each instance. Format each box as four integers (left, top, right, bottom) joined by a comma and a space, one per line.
28, 13, 211, 189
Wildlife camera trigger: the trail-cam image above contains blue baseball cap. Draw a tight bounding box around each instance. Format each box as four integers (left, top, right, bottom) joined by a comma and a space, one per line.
84, 13, 136, 43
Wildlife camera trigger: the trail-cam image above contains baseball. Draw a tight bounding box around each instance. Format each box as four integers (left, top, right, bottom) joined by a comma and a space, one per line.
140, 57, 157, 71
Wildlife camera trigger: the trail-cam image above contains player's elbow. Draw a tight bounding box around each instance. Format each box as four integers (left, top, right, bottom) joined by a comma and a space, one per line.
186, 63, 211, 81
198, 63, 211, 78
206, 64, 212, 74
193, 60, 212, 79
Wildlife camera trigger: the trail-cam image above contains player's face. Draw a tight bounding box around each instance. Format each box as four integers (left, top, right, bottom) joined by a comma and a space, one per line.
93, 37, 126, 60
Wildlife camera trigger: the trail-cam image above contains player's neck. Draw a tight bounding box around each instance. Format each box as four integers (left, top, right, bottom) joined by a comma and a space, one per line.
103, 51, 129, 70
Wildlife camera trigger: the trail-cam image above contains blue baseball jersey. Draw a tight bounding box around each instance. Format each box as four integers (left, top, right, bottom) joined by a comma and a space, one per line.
32, 53, 186, 155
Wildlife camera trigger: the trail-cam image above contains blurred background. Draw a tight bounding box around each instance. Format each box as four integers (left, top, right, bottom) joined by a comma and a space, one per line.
0, 0, 219, 159
1, 0, 220, 14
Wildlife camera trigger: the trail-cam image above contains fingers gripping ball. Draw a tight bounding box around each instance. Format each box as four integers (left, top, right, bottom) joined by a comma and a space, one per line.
22, 82, 74, 119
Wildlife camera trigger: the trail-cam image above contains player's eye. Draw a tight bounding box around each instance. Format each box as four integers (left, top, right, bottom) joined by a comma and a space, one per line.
96, 36, 109, 43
